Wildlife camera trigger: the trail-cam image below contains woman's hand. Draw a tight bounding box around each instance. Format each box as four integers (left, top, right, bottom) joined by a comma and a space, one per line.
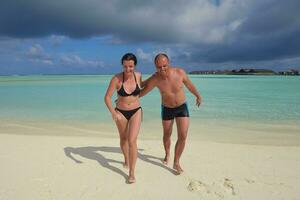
112, 111, 122, 121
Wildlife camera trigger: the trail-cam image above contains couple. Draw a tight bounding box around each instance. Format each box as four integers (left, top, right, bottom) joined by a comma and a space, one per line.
104, 53, 201, 184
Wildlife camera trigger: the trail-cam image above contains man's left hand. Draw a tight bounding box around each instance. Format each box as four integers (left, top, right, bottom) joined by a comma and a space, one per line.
196, 96, 202, 107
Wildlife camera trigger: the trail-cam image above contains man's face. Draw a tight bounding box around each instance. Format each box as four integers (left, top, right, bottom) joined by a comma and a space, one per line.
155, 57, 169, 76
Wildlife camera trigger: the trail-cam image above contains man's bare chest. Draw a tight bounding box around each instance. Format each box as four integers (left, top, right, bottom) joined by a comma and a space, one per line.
157, 77, 184, 93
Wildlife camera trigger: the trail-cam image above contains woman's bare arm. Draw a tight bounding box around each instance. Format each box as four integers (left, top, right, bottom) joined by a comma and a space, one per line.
104, 76, 118, 116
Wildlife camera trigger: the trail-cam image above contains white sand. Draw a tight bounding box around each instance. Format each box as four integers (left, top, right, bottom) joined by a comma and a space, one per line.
1, 127, 300, 200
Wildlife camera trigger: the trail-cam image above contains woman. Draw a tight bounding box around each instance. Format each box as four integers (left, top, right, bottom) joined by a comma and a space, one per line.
104, 53, 142, 184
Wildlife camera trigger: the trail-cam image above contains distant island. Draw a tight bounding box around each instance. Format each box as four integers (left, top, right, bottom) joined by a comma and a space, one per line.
189, 68, 300, 75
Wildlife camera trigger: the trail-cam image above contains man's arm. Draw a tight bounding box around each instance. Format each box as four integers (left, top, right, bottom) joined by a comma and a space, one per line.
140, 74, 156, 98
141, 75, 151, 88
180, 68, 202, 107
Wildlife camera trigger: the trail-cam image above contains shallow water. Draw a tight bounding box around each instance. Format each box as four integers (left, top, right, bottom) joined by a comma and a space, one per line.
0, 75, 299, 145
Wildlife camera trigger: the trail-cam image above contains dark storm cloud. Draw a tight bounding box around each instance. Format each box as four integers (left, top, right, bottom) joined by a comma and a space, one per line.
174, 0, 300, 63
0, 0, 243, 42
1, 0, 300, 64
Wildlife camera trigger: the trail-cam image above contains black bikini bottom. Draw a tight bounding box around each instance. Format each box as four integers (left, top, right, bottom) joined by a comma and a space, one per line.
115, 107, 142, 121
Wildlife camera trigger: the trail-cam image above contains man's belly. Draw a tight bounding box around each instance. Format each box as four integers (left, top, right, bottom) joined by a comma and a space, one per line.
161, 92, 186, 108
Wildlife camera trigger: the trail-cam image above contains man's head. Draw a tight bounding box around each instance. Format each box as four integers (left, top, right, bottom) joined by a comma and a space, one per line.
154, 53, 169, 76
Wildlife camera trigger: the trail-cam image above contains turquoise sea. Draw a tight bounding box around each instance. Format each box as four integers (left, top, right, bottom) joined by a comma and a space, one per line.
0, 75, 299, 144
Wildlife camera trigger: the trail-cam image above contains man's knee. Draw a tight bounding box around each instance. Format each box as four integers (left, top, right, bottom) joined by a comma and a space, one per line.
163, 127, 172, 136
163, 136, 171, 143
178, 133, 187, 142
163, 131, 172, 140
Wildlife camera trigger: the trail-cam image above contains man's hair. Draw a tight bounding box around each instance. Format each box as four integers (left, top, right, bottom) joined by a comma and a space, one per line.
154, 53, 169, 64
121, 53, 137, 65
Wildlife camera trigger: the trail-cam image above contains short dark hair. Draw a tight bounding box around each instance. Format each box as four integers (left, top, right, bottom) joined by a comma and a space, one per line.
121, 53, 137, 65
154, 53, 169, 63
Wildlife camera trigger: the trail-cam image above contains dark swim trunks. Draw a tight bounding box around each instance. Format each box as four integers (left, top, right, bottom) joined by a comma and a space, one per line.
161, 103, 189, 120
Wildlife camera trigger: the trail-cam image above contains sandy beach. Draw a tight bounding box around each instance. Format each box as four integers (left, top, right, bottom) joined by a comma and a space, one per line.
1, 123, 299, 200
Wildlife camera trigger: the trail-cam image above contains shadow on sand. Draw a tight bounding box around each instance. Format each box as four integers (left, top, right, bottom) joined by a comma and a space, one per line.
64, 146, 177, 183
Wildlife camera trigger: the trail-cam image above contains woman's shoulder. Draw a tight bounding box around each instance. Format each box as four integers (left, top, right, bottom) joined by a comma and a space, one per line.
111, 73, 122, 83
134, 72, 142, 79
134, 71, 142, 77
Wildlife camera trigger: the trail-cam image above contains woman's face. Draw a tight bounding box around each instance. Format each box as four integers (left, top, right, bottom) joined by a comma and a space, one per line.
123, 60, 135, 73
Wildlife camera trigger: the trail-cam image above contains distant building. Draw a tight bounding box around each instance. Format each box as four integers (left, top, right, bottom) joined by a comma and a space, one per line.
189, 68, 276, 75
278, 69, 299, 75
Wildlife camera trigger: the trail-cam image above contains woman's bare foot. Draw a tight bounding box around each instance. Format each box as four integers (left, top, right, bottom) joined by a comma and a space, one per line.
128, 176, 136, 184
162, 155, 170, 165
173, 163, 184, 174
123, 163, 129, 169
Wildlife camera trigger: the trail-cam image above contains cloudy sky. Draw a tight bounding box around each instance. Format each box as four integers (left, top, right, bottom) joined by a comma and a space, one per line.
0, 0, 300, 75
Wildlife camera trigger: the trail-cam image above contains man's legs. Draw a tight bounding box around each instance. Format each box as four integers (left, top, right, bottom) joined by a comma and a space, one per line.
174, 117, 189, 174
162, 119, 174, 164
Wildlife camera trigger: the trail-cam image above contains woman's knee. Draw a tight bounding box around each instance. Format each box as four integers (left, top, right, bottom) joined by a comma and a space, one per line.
128, 138, 137, 148
120, 136, 128, 144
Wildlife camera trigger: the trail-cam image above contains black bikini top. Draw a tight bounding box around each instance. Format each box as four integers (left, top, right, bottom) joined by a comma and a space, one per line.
117, 72, 141, 97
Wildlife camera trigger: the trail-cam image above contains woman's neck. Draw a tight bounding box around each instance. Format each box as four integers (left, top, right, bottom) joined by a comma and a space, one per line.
123, 71, 134, 81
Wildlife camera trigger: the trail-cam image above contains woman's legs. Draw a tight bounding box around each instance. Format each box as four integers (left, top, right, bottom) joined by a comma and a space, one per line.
127, 108, 142, 183
115, 110, 129, 168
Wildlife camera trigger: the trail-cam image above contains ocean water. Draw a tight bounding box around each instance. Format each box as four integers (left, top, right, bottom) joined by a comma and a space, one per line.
0, 75, 299, 144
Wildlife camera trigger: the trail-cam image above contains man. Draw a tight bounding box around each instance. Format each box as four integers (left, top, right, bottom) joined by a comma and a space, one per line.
140, 53, 202, 174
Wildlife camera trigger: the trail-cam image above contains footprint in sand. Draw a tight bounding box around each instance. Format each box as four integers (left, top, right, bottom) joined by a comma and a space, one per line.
245, 178, 255, 184
223, 178, 236, 195
187, 178, 237, 199
187, 180, 210, 194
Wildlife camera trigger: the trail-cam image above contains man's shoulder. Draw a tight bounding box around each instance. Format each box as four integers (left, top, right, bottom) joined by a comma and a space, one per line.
174, 67, 185, 73
147, 73, 158, 84
170, 67, 186, 76
149, 72, 158, 79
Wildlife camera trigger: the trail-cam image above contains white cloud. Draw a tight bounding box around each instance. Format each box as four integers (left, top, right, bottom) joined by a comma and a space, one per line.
49, 35, 66, 46
26, 44, 53, 65
136, 48, 153, 63
59, 54, 105, 68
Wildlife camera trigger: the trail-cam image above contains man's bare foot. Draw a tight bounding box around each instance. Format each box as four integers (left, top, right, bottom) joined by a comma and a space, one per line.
162, 155, 170, 165
173, 163, 184, 174
128, 176, 136, 184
